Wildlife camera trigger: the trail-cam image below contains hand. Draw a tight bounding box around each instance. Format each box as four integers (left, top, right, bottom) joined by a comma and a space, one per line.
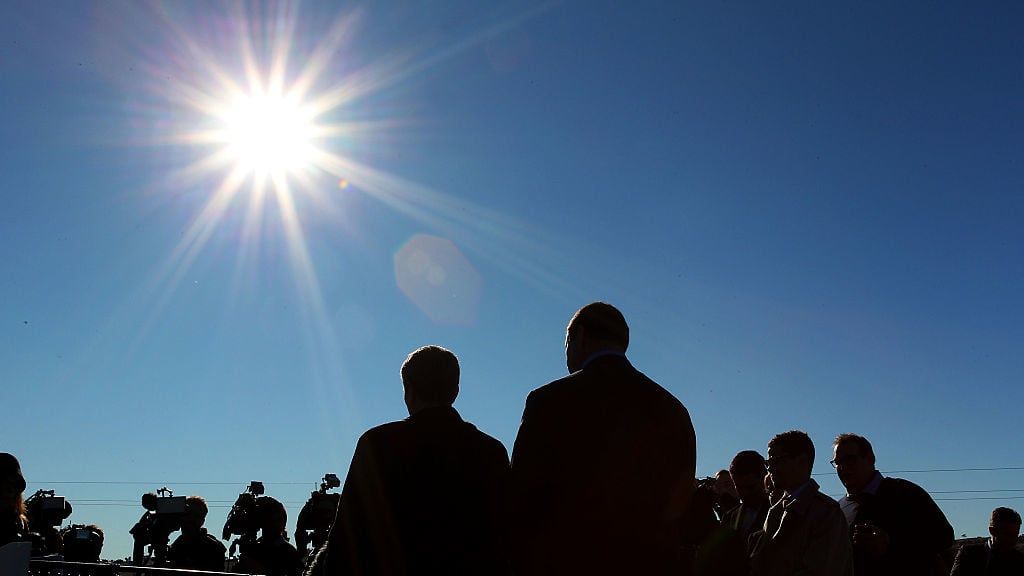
852, 523, 890, 557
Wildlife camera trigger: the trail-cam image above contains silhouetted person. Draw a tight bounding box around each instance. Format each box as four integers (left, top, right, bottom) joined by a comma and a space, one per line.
713, 470, 740, 520
511, 302, 697, 576
723, 451, 770, 542
951, 507, 1024, 576
61, 524, 105, 563
686, 477, 726, 576
235, 497, 299, 576
750, 430, 852, 576
0, 453, 27, 548
832, 433, 953, 576
307, 345, 510, 576
764, 472, 781, 507
167, 496, 226, 572
694, 452, 769, 576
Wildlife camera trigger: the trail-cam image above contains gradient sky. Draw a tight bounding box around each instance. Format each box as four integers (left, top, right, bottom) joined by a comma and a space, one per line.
2, 0, 1023, 561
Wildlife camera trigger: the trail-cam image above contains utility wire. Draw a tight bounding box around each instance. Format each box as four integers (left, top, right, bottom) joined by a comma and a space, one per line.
811, 466, 1024, 477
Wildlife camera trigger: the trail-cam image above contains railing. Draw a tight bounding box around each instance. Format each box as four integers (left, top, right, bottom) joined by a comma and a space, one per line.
28, 559, 256, 576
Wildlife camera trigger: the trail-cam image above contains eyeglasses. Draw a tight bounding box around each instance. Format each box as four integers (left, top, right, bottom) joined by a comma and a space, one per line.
829, 454, 860, 468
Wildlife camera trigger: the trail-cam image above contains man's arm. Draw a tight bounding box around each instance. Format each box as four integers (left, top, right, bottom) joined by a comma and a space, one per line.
509, 391, 553, 573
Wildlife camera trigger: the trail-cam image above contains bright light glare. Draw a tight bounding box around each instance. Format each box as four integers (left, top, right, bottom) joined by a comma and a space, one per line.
218, 90, 316, 177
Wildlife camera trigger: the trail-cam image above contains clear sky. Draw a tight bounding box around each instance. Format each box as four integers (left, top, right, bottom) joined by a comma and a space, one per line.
2, 0, 1023, 561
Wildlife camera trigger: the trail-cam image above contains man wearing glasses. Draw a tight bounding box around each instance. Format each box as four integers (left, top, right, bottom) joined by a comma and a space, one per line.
831, 433, 953, 576
750, 430, 852, 576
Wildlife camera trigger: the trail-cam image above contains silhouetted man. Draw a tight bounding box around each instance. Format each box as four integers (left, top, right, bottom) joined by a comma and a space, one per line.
750, 430, 852, 576
693, 453, 768, 576
308, 346, 510, 576
832, 433, 953, 576
235, 497, 300, 576
167, 496, 226, 572
723, 451, 770, 542
951, 507, 1024, 576
510, 302, 697, 576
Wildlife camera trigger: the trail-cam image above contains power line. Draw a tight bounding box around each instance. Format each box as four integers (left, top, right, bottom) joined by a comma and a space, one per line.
935, 496, 1024, 501
812, 466, 1024, 477
28, 481, 314, 486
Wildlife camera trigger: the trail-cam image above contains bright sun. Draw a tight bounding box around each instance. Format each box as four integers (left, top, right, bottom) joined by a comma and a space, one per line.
217, 89, 317, 178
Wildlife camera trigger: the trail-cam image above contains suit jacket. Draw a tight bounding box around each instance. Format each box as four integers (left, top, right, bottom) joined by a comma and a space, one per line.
690, 501, 768, 576
308, 406, 510, 576
722, 501, 770, 543
848, 476, 953, 576
951, 542, 1024, 576
510, 354, 697, 576
749, 479, 853, 576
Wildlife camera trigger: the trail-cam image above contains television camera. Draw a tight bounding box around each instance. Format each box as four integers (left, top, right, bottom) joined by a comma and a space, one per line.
25, 489, 73, 556
61, 524, 104, 563
222, 481, 266, 560
129, 487, 186, 565
295, 473, 341, 557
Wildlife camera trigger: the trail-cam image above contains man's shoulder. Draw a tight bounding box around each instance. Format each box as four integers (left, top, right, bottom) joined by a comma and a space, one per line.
793, 487, 843, 520
879, 476, 935, 502
880, 475, 924, 492
956, 542, 987, 558
528, 362, 685, 410
459, 419, 511, 460
201, 532, 227, 552
360, 419, 411, 442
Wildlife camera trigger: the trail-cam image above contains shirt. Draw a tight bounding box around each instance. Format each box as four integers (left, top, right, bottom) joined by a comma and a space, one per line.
838, 471, 883, 525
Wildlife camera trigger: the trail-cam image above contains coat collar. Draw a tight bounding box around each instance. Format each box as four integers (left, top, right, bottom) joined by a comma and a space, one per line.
782, 478, 821, 513
407, 405, 462, 423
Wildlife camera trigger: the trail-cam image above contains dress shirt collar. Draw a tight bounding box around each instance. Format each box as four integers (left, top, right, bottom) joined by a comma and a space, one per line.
861, 470, 884, 496
579, 349, 627, 370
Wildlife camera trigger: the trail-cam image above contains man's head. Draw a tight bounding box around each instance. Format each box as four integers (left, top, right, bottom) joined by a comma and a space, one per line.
832, 433, 877, 495
565, 302, 629, 373
766, 430, 815, 493
989, 507, 1022, 549
401, 345, 460, 415
730, 450, 769, 505
257, 496, 288, 536
181, 496, 208, 532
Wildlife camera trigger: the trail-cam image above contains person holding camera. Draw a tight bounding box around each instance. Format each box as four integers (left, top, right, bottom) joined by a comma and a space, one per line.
234, 497, 300, 576
167, 496, 226, 572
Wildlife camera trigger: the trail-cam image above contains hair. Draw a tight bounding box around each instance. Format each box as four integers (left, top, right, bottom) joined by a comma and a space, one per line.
992, 507, 1022, 525
833, 433, 876, 465
730, 450, 767, 476
185, 495, 208, 518
401, 346, 460, 406
768, 430, 815, 467
567, 302, 629, 350
258, 496, 288, 533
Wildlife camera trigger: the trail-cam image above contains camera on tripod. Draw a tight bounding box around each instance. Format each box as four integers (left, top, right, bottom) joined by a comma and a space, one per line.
25, 489, 73, 556
129, 487, 186, 565
295, 473, 341, 557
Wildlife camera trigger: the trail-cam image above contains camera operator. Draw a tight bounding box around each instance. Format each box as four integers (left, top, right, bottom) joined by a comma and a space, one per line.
0, 453, 27, 548
234, 497, 299, 576
62, 524, 105, 563
167, 496, 226, 572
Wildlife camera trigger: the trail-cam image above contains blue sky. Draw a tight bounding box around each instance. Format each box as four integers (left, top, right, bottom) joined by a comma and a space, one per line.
2, 0, 1023, 560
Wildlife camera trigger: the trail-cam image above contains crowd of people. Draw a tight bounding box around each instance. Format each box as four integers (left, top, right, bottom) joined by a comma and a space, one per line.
3, 302, 1023, 575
